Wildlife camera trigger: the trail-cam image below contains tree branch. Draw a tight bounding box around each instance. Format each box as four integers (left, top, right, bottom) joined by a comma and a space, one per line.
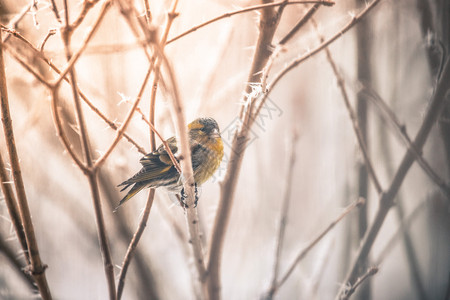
340, 267, 378, 300
0, 146, 29, 265
312, 19, 383, 194
206, 2, 287, 299
253, 0, 382, 122
268, 131, 299, 295
336, 58, 450, 299
267, 198, 364, 298
167, 0, 334, 44
0, 29, 52, 300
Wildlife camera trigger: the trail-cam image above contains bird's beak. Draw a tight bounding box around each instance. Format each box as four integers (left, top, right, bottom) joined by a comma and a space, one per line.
211, 128, 221, 139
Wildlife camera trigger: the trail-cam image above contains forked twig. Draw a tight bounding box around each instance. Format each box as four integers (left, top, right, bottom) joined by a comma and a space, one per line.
266, 198, 364, 298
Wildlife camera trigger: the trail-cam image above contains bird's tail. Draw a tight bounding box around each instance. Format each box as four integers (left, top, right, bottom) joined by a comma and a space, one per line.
114, 183, 146, 212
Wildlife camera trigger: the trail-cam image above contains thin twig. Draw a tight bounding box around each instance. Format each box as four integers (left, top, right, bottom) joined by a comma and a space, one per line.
117, 189, 156, 300
336, 58, 450, 299
50, 89, 87, 172
0, 30, 52, 300
94, 60, 155, 169
206, 2, 285, 299
267, 198, 364, 298
52, 0, 112, 87
3, 37, 146, 154
49, 0, 62, 23
0, 152, 29, 265
252, 0, 382, 123
118, 3, 209, 298
60, 1, 116, 298
279, 3, 321, 45
374, 199, 427, 265
69, 0, 101, 33
362, 85, 450, 198
116, 2, 179, 296
0, 232, 35, 290
2, 2, 33, 44
97, 170, 159, 300
268, 131, 299, 293
312, 19, 383, 194
39, 29, 57, 52
340, 267, 379, 300
115, 0, 153, 62
143, 0, 152, 25
167, 0, 334, 44
155, 43, 208, 292
4, 45, 53, 88
147, 0, 179, 148
135, 107, 182, 173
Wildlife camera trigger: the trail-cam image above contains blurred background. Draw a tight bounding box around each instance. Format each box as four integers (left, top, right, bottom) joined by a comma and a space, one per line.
0, 0, 449, 299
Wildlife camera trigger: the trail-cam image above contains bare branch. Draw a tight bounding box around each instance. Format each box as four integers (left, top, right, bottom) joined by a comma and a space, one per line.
94, 61, 155, 169
117, 189, 156, 299
375, 200, 426, 265
143, 0, 152, 25
0, 232, 35, 291
279, 3, 321, 45
39, 29, 57, 52
1, 23, 147, 155
336, 58, 450, 299
167, 0, 334, 44
268, 130, 299, 293
60, 1, 116, 298
340, 267, 379, 300
0, 29, 52, 300
253, 0, 382, 122
117, 1, 180, 296
267, 198, 364, 298
312, 19, 383, 194
69, 0, 101, 33
135, 107, 182, 173
49, 0, 62, 23
53, 0, 112, 87
207, 2, 285, 299
0, 152, 29, 265
2, 2, 33, 44
363, 85, 450, 198
50, 89, 88, 172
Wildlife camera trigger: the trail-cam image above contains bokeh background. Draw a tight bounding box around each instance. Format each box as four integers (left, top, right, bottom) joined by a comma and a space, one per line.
0, 0, 449, 299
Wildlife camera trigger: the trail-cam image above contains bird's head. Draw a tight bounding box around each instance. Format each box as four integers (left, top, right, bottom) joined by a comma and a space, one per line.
188, 117, 221, 141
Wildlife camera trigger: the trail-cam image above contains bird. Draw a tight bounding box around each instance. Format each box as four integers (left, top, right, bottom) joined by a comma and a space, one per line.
117, 117, 224, 209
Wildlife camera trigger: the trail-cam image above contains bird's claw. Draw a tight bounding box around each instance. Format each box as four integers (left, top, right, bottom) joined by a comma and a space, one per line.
180, 183, 199, 208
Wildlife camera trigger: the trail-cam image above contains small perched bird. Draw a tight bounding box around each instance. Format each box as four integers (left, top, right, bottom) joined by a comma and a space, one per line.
117, 117, 224, 209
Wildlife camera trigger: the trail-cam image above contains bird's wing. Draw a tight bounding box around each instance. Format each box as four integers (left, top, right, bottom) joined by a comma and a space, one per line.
118, 137, 179, 186
139, 136, 178, 167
